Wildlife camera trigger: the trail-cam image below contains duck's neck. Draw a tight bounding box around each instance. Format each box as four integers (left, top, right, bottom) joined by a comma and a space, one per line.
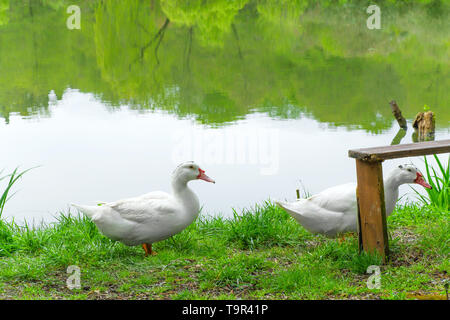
171, 179, 200, 220
383, 173, 401, 217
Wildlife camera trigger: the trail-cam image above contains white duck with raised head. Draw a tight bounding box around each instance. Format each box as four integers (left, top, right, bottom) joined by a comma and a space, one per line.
275, 164, 432, 238
72, 161, 215, 256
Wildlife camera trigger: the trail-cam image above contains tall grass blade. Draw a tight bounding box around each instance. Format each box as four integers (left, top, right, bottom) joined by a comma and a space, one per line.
0, 167, 36, 218
412, 155, 450, 212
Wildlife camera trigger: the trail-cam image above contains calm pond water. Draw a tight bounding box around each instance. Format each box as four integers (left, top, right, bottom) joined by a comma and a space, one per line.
0, 0, 449, 223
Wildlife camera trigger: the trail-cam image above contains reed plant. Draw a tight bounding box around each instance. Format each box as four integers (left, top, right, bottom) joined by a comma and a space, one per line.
412, 155, 449, 212
0, 167, 34, 218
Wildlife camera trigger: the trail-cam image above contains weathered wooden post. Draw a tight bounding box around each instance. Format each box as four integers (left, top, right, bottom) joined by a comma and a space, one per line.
355, 159, 389, 260
349, 139, 450, 263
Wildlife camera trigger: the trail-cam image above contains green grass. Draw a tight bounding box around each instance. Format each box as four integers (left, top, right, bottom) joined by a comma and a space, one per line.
0, 201, 448, 300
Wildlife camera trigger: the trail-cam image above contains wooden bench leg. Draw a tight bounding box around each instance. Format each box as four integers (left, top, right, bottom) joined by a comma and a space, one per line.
355, 159, 389, 262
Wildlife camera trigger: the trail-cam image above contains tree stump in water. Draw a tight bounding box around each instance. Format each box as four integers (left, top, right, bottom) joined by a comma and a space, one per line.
412, 111, 435, 142
389, 100, 407, 130
389, 100, 407, 145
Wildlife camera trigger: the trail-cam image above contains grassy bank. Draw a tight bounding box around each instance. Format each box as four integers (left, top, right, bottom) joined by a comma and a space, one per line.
0, 201, 448, 300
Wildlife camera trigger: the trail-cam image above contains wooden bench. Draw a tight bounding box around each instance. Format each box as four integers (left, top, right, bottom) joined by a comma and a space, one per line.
348, 139, 450, 262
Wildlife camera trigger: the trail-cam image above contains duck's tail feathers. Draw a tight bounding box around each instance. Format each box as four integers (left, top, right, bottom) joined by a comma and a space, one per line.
71, 204, 99, 219
274, 200, 288, 209
275, 199, 323, 236
274, 199, 304, 218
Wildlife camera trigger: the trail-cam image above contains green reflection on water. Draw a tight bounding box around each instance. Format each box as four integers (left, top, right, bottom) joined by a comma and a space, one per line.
0, 0, 448, 132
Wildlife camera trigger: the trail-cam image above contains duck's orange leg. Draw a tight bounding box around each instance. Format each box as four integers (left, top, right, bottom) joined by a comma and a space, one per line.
142, 243, 157, 256
338, 232, 357, 244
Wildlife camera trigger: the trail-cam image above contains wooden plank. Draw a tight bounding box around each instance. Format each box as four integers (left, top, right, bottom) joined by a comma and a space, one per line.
355, 160, 389, 261
349, 139, 450, 161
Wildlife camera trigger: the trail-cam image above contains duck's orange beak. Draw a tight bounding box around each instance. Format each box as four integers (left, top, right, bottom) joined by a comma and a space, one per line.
197, 168, 215, 184
414, 172, 432, 189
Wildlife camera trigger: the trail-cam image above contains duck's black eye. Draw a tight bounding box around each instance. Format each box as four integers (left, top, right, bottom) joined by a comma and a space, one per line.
407, 168, 412, 172
189, 165, 194, 169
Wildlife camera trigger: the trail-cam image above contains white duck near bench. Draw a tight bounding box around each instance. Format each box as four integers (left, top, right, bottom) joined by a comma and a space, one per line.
276, 164, 431, 238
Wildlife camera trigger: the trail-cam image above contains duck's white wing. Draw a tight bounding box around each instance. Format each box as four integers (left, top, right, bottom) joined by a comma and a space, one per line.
306, 182, 357, 215
105, 191, 178, 224
276, 183, 357, 236
136, 191, 172, 201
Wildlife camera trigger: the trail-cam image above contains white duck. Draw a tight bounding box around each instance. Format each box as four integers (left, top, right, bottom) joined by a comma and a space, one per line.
72, 161, 215, 256
275, 164, 432, 238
